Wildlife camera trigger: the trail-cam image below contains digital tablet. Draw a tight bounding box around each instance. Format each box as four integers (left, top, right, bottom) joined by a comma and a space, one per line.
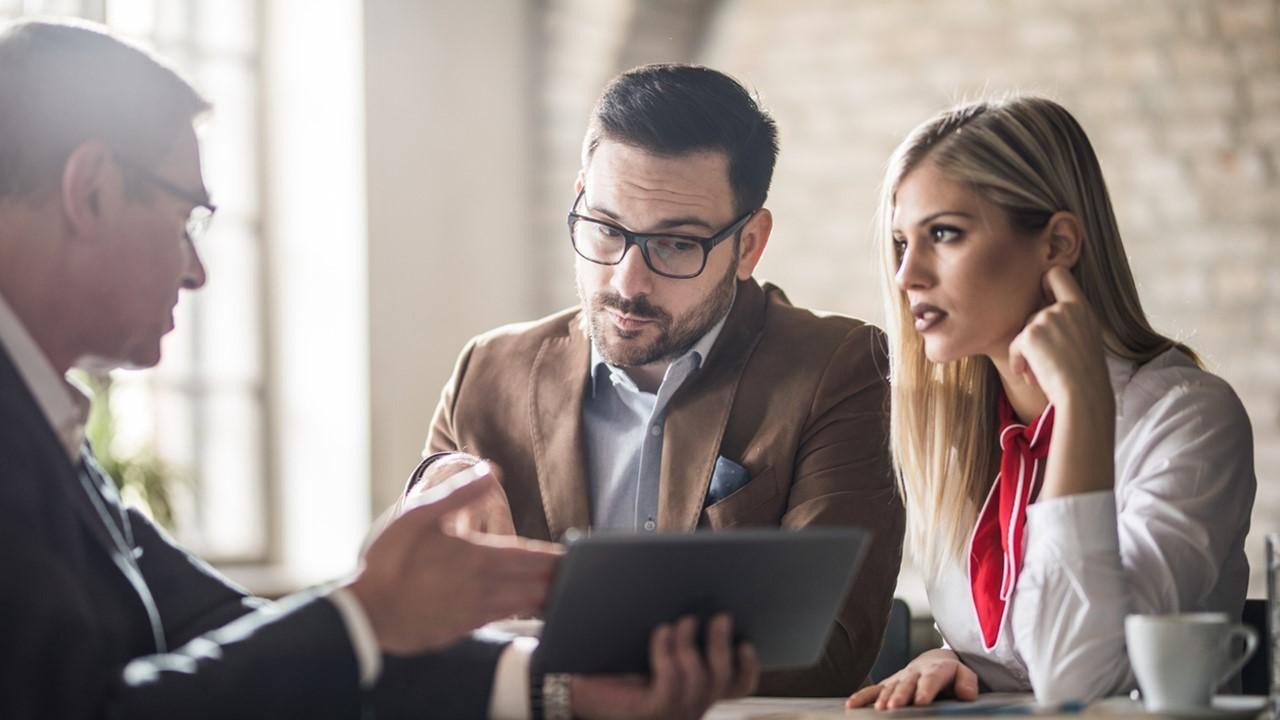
535, 528, 870, 674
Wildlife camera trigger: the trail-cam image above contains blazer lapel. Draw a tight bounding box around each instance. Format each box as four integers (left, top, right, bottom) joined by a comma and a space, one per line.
528, 317, 592, 539
0, 346, 166, 652
0, 346, 119, 557
658, 279, 767, 531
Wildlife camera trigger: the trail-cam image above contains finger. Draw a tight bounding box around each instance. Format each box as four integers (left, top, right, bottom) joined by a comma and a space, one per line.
847, 683, 882, 709
887, 669, 920, 709
469, 539, 563, 569
672, 616, 707, 712
913, 667, 950, 706
1007, 336, 1039, 390
646, 624, 678, 715
466, 532, 565, 555
1043, 265, 1083, 304
874, 680, 897, 711
371, 481, 489, 554
729, 642, 759, 698
401, 471, 492, 519
704, 614, 733, 701
954, 664, 980, 701
486, 503, 517, 536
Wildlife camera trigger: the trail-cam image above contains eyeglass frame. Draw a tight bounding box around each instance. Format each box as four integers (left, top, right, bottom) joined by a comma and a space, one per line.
115, 154, 218, 244
567, 189, 758, 279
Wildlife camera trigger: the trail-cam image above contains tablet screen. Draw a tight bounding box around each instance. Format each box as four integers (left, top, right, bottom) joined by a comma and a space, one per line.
535, 528, 870, 674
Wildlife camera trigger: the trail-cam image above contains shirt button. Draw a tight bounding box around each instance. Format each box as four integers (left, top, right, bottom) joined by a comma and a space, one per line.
643, 520, 656, 531
650, 425, 661, 436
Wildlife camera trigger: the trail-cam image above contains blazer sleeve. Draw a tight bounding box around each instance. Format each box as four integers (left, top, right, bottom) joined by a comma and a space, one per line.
424, 338, 479, 457
756, 325, 905, 697
1011, 377, 1256, 704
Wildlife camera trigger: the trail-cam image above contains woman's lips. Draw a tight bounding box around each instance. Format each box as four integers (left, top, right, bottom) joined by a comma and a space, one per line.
910, 303, 947, 332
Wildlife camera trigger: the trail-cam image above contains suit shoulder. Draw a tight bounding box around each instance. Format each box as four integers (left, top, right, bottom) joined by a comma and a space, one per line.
761, 283, 886, 354
1120, 350, 1250, 435
464, 307, 581, 358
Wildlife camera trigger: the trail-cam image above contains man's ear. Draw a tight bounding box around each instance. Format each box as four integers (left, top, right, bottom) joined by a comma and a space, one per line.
1043, 211, 1083, 269
60, 141, 117, 241
735, 208, 773, 280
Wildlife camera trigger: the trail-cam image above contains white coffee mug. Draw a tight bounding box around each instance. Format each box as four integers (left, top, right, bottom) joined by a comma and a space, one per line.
1125, 612, 1258, 713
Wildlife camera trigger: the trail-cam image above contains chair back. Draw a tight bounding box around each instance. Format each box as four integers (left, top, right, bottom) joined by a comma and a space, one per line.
870, 598, 912, 682
1240, 598, 1269, 695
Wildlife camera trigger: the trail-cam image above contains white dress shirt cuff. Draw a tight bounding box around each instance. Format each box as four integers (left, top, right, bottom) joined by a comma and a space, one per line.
489, 636, 538, 720
327, 586, 383, 688
1024, 489, 1119, 562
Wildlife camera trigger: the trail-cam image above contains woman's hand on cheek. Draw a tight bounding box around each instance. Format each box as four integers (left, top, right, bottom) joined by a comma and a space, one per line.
1007, 266, 1113, 415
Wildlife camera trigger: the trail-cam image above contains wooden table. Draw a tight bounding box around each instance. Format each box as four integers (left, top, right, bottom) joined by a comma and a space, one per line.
705, 694, 1269, 719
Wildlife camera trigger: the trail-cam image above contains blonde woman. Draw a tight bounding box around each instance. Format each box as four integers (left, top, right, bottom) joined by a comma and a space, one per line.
847, 97, 1256, 708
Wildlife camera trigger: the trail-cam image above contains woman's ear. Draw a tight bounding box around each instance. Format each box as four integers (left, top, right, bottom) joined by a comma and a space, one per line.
1043, 211, 1083, 269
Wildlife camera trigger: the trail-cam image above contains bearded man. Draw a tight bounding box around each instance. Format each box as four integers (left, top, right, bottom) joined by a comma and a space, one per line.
411, 63, 905, 698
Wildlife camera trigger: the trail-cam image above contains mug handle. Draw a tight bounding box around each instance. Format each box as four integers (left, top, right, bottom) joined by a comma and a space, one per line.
1216, 624, 1259, 688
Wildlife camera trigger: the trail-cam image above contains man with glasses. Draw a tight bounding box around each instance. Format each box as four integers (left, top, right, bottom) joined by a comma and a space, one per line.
0, 20, 756, 720
414, 64, 905, 697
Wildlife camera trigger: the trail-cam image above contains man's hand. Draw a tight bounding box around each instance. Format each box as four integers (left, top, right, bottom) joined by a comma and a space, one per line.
406, 453, 516, 535
571, 614, 759, 720
348, 475, 561, 655
846, 648, 978, 710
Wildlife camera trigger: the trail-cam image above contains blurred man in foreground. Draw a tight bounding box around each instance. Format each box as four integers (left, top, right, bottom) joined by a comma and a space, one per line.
0, 19, 755, 720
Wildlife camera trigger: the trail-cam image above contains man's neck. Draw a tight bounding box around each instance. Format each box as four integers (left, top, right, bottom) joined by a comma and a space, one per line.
0, 240, 78, 375
622, 361, 668, 394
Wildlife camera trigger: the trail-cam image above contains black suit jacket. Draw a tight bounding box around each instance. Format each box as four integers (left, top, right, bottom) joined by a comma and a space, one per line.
0, 347, 504, 719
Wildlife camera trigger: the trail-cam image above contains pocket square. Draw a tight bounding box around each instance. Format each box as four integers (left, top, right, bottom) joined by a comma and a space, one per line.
706, 456, 751, 506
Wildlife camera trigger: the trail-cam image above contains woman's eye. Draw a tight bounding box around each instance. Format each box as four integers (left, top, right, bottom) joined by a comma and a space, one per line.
891, 236, 908, 255
930, 225, 962, 243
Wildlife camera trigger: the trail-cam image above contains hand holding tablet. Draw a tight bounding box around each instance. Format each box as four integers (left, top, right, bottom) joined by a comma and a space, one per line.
535, 528, 870, 675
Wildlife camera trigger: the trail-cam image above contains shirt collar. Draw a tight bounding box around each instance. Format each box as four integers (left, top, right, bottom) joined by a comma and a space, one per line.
589, 290, 735, 396
0, 290, 91, 460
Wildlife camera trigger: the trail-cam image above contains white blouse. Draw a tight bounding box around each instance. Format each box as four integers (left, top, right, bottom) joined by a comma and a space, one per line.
925, 348, 1256, 704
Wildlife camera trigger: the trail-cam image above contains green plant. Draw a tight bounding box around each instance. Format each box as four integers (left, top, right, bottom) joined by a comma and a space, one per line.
76, 370, 182, 531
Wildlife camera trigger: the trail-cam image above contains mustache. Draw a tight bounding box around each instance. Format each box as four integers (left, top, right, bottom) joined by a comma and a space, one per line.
592, 292, 669, 322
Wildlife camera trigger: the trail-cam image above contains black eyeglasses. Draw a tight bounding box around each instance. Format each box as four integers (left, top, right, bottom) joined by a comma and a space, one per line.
116, 155, 217, 244
567, 189, 756, 279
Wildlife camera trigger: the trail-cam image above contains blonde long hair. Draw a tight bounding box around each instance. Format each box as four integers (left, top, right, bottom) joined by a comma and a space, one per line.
878, 96, 1196, 575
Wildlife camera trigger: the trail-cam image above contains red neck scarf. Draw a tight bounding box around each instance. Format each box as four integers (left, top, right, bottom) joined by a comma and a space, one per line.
968, 392, 1054, 650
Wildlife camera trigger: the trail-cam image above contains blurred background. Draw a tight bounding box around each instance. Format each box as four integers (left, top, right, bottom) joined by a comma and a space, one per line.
4, 0, 1275, 609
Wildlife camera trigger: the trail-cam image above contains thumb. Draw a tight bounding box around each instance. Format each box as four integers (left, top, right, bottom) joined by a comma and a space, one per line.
401, 469, 492, 522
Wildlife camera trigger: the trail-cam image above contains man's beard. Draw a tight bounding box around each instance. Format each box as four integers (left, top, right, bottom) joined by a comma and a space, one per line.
577, 252, 738, 369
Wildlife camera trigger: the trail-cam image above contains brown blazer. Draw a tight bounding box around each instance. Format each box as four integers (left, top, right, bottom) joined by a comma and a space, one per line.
425, 278, 905, 696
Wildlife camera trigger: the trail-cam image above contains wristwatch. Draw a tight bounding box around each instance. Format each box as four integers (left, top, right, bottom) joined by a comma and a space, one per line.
531, 672, 572, 720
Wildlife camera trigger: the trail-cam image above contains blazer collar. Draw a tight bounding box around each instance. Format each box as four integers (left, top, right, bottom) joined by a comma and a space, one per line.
529, 317, 593, 539
530, 279, 770, 537
658, 278, 768, 531
0, 346, 121, 559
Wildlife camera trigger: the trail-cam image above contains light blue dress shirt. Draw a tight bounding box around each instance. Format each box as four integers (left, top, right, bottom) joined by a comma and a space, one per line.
583, 307, 731, 532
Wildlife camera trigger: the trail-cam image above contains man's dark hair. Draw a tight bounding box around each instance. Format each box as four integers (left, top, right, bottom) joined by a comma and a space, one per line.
0, 19, 209, 199
582, 63, 779, 216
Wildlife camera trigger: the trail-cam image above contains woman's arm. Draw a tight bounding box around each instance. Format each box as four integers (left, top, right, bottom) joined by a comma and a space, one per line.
1012, 377, 1255, 704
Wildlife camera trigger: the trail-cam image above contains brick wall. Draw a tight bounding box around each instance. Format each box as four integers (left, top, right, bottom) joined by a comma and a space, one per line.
533, 0, 1280, 596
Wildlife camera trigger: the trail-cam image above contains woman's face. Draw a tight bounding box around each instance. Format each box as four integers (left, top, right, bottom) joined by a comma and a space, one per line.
892, 160, 1049, 365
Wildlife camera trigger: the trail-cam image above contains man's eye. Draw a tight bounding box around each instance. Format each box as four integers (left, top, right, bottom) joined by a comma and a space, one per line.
651, 237, 700, 255
593, 223, 622, 238
930, 225, 962, 243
